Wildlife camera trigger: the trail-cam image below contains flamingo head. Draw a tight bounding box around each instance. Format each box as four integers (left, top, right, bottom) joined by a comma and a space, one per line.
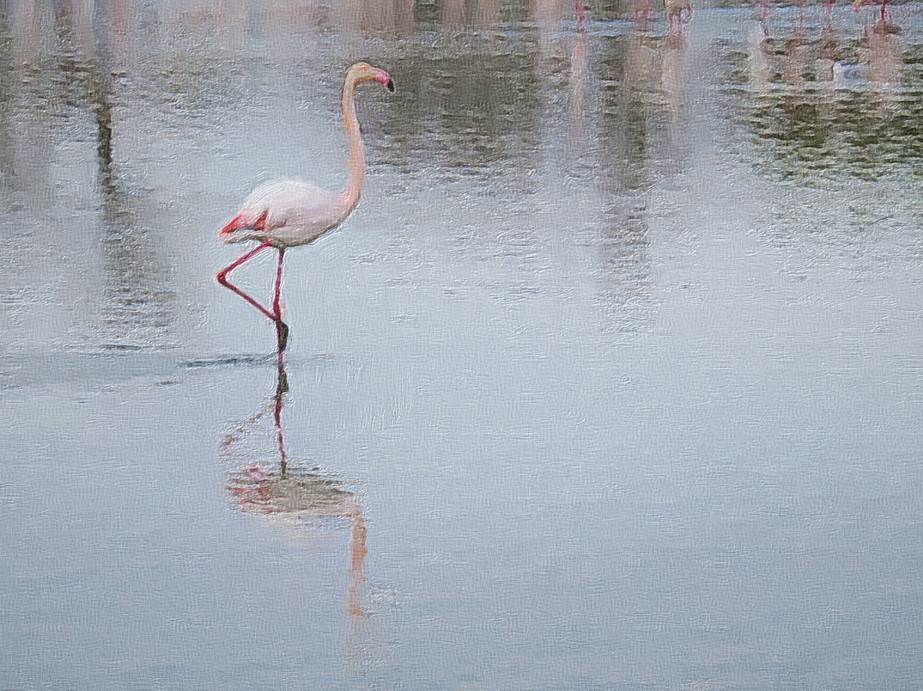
347, 62, 395, 92
852, 0, 864, 11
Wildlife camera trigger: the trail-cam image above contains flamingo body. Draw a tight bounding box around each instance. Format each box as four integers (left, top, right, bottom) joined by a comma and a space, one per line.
220, 180, 348, 247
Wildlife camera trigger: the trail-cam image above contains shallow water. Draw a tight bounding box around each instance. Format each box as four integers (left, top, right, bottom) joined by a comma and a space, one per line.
1, 1, 922, 688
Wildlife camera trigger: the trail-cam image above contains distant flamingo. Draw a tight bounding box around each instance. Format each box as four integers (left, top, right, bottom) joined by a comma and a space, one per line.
216, 62, 395, 353
665, 0, 692, 34
575, 0, 588, 29
854, 0, 900, 32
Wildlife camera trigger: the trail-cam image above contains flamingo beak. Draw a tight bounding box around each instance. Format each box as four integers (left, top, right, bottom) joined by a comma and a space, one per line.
372, 68, 395, 92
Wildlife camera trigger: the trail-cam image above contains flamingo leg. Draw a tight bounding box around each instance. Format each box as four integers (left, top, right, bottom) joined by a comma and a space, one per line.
216, 241, 278, 322
274, 361, 288, 475
273, 248, 289, 353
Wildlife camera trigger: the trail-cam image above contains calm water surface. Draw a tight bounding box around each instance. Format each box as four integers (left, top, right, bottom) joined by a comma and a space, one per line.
1, 1, 922, 688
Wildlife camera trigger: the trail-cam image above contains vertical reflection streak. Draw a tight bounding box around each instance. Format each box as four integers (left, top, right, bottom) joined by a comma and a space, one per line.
223, 362, 368, 622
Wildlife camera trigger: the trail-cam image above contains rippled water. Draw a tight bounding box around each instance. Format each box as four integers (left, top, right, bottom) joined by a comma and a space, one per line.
2, 1, 922, 688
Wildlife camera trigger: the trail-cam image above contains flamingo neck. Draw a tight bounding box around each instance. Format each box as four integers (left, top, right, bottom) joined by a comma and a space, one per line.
338, 77, 365, 215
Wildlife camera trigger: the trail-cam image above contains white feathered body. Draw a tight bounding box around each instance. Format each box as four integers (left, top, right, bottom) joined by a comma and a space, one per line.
223, 179, 353, 248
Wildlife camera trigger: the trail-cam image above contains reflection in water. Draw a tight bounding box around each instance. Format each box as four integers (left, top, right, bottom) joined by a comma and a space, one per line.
223, 362, 368, 619
747, 21, 774, 93
661, 31, 689, 165
782, 23, 810, 93
731, 10, 917, 182
0, 0, 917, 352
569, 2, 589, 139
9, 0, 913, 350
86, 12, 177, 353
864, 16, 904, 110
3, 2, 923, 688
578, 10, 704, 333
0, 1, 177, 351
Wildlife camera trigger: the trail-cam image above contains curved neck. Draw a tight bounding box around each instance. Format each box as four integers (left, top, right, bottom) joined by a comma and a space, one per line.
338, 77, 365, 214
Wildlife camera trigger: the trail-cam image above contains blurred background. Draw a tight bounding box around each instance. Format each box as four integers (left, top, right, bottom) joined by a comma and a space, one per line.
1, 0, 921, 688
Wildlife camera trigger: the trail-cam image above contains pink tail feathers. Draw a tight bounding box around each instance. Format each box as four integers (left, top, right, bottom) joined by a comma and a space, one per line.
219, 209, 268, 237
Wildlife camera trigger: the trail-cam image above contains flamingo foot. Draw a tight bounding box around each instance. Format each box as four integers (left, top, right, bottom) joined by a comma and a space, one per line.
276, 320, 289, 353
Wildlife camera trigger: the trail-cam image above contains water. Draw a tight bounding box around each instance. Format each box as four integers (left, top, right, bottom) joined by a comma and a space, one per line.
1, 1, 922, 687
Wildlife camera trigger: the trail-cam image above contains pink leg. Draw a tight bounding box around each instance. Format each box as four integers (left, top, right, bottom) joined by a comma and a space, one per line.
273, 248, 288, 353
216, 242, 277, 321
273, 362, 288, 474
272, 248, 285, 319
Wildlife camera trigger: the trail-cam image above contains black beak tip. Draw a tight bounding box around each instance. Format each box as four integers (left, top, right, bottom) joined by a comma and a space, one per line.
387, 79, 395, 93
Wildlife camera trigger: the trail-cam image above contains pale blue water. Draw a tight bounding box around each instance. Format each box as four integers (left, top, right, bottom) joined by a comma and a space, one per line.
1, 1, 922, 688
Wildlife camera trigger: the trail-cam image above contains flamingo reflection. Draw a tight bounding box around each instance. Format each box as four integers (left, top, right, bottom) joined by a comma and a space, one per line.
223, 362, 368, 618
864, 11, 904, 111
660, 28, 689, 162
569, 1, 589, 138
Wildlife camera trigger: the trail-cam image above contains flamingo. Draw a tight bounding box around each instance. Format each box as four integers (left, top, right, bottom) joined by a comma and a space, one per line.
664, 0, 692, 34
854, 0, 900, 33
216, 62, 395, 353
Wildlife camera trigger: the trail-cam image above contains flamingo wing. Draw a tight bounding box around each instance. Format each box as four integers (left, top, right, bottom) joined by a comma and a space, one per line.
219, 208, 268, 236
220, 180, 344, 246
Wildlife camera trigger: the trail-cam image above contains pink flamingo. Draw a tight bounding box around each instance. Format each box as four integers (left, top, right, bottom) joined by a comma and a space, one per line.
665, 0, 692, 34
216, 62, 395, 353
575, 0, 588, 30
854, 0, 900, 31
